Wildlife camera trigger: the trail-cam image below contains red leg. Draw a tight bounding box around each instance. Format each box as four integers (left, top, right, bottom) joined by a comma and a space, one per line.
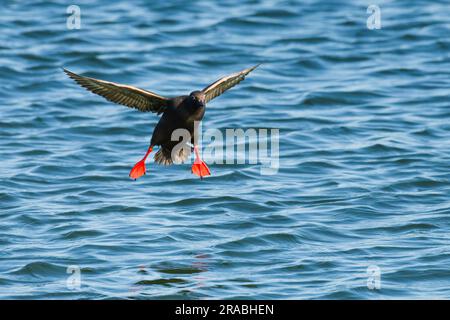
191, 145, 211, 179
129, 145, 153, 180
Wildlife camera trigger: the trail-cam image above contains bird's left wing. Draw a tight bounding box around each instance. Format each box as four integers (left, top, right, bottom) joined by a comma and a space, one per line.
202, 64, 259, 104
64, 68, 170, 114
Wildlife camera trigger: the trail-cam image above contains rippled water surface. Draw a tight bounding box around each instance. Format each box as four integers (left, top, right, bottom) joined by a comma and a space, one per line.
1, 0, 450, 299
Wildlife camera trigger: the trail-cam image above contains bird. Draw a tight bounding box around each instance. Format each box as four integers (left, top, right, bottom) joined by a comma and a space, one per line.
63, 64, 259, 180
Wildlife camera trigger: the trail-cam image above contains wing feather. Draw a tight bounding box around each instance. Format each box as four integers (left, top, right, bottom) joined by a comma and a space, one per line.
63, 68, 170, 114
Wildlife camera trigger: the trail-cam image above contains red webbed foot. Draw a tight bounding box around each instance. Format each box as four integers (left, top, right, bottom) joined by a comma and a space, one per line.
192, 159, 211, 178
192, 145, 211, 179
129, 160, 146, 180
129, 146, 153, 180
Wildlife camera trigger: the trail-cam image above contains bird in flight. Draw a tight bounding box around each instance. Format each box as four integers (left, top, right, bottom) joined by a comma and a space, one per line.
63, 64, 259, 180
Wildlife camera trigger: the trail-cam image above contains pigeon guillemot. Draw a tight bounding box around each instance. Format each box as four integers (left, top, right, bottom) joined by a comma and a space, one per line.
63, 65, 259, 179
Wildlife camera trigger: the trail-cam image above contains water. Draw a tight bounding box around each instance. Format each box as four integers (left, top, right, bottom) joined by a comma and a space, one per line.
1, 0, 449, 299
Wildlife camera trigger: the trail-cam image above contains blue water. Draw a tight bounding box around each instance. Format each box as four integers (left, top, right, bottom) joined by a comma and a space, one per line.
1, 0, 450, 299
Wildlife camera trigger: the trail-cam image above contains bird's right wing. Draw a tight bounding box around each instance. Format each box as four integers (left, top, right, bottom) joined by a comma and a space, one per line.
64, 68, 170, 114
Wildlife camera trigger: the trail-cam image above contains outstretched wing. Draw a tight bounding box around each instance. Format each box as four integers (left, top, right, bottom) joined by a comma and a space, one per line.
63, 68, 170, 114
202, 64, 260, 104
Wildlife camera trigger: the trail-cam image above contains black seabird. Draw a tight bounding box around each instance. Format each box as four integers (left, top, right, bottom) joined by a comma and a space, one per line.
63, 65, 259, 179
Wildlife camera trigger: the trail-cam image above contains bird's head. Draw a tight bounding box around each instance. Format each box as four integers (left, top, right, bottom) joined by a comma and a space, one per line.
189, 91, 206, 108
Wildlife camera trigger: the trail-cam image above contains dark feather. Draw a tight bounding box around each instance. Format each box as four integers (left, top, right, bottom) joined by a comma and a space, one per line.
63, 68, 170, 114
202, 64, 259, 104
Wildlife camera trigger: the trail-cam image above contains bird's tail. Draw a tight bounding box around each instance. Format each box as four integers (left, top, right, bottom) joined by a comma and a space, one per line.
154, 145, 191, 166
